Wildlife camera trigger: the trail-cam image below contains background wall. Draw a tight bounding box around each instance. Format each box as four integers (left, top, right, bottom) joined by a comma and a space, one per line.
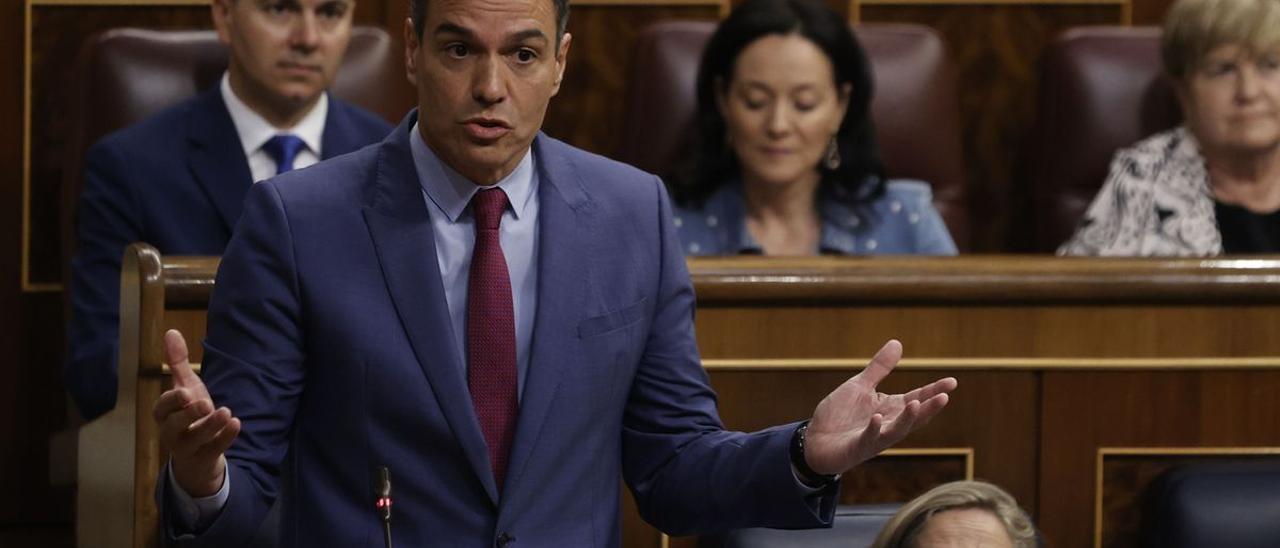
0, 0, 1173, 544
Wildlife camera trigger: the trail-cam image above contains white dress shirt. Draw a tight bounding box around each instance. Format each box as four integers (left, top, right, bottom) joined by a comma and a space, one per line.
219, 73, 327, 182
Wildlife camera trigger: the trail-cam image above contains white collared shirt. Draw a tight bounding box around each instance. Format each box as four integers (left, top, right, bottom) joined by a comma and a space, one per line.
219, 73, 327, 182
409, 122, 540, 398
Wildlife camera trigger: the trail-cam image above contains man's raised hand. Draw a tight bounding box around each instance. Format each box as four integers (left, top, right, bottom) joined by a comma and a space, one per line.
802, 340, 957, 476
153, 329, 240, 497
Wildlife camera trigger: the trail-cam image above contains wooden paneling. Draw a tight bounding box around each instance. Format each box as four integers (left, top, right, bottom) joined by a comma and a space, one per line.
682, 257, 1280, 548
544, 5, 721, 156
3, 2, 76, 546
1041, 372, 1280, 547
1129, 0, 1173, 24
1098, 451, 1280, 548
87, 254, 1280, 548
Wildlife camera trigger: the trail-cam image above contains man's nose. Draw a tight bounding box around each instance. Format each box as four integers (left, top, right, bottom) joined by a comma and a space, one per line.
290, 11, 321, 52
472, 56, 506, 105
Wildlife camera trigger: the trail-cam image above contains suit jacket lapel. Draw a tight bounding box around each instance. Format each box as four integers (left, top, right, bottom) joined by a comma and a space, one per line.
362, 113, 500, 505
504, 135, 595, 495
186, 89, 253, 233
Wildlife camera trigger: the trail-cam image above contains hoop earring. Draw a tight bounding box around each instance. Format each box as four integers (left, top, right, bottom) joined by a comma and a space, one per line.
823, 137, 841, 170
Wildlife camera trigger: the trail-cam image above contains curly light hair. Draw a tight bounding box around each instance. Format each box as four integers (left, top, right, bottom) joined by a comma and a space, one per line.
870, 480, 1039, 548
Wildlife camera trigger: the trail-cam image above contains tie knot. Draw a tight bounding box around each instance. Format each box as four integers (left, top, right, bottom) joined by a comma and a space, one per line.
472, 188, 509, 231
263, 134, 307, 175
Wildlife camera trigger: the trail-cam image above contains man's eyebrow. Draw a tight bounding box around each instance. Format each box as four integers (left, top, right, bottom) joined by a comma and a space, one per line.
433, 23, 477, 39
510, 29, 549, 44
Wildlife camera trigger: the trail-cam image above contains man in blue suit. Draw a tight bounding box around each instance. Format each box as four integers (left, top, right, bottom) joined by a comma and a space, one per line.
152, 0, 957, 544
67, 0, 391, 420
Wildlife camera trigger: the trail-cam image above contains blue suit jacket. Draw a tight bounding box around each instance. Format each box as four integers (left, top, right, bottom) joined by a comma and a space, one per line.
67, 88, 391, 420
163, 114, 835, 547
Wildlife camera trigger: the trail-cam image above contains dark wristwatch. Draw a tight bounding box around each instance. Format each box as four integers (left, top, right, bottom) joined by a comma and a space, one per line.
790, 420, 841, 487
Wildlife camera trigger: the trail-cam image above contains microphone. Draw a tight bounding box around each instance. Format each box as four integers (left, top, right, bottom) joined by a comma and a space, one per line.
376, 466, 393, 548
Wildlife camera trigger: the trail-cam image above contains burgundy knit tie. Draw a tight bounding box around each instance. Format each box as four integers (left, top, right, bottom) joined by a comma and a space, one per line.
467, 188, 518, 491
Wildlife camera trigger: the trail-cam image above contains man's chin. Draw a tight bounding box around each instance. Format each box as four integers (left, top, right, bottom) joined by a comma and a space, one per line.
452, 149, 524, 185
271, 83, 325, 108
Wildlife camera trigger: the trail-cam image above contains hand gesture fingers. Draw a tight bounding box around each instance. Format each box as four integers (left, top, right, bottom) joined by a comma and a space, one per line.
901, 376, 958, 405
807, 340, 958, 476
184, 407, 241, 459
151, 329, 237, 497
852, 340, 902, 390
165, 329, 202, 391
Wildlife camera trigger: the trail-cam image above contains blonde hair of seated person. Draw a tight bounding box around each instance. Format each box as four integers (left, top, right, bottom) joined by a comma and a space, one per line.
1162, 0, 1280, 82
871, 480, 1038, 548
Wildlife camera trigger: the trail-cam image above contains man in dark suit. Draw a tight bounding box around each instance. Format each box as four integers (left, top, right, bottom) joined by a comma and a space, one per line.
152, 0, 957, 544
67, 0, 391, 420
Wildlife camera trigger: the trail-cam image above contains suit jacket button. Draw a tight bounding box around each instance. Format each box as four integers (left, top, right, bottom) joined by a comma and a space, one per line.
496, 532, 515, 547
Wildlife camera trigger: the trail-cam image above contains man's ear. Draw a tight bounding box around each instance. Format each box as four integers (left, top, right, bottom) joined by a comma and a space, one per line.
404, 17, 419, 86
551, 33, 573, 97
211, 0, 234, 46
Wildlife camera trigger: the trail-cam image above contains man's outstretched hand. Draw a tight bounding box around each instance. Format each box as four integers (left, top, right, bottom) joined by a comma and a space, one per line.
153, 329, 240, 497
803, 340, 957, 476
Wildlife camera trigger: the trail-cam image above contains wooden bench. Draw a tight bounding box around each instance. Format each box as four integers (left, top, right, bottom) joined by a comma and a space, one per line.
77, 244, 217, 548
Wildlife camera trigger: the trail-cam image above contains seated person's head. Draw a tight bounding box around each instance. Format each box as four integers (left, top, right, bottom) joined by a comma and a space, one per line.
211, 0, 356, 125
678, 0, 882, 212
1163, 0, 1280, 157
872, 481, 1038, 548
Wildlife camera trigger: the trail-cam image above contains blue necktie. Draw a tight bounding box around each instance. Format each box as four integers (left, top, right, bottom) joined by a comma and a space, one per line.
262, 134, 307, 175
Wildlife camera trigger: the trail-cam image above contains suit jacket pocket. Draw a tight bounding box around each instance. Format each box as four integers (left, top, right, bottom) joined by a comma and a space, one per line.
577, 298, 647, 338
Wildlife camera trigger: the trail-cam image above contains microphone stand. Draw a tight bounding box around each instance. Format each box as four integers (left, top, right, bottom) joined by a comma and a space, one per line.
376, 466, 393, 548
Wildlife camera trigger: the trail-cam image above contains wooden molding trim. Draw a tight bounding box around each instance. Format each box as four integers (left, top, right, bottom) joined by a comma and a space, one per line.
702, 357, 1280, 371
1093, 447, 1280, 548
881, 447, 975, 480
688, 256, 1280, 303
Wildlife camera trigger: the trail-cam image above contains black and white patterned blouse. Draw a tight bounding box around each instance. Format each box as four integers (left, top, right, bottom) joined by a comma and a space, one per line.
1058, 127, 1223, 256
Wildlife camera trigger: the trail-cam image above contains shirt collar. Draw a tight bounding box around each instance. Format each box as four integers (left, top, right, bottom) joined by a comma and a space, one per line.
409, 121, 536, 223
220, 72, 328, 158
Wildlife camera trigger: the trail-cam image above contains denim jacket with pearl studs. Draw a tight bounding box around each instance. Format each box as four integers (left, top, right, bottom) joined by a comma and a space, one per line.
671, 178, 958, 256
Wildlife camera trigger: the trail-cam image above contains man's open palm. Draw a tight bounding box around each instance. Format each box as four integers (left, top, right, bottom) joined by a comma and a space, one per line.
803, 340, 957, 476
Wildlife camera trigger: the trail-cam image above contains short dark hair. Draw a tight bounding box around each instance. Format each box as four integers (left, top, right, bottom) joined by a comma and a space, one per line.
409, 0, 570, 41
670, 0, 884, 210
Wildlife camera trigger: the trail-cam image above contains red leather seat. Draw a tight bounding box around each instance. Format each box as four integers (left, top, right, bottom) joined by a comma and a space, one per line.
1028, 26, 1182, 251
619, 21, 970, 250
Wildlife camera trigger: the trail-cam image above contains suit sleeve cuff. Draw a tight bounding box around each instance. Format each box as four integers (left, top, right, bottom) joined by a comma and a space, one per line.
166, 459, 230, 533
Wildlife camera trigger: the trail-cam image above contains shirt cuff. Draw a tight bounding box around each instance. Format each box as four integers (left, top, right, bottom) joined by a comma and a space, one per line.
791, 463, 831, 494
166, 459, 230, 533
